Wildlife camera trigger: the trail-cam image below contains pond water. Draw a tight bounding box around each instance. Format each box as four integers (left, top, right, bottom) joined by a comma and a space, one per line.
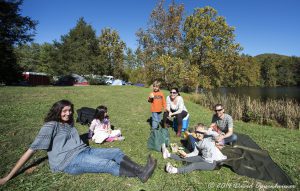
210, 86, 300, 103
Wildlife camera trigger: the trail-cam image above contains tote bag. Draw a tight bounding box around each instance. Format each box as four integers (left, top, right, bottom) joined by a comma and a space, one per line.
147, 128, 170, 152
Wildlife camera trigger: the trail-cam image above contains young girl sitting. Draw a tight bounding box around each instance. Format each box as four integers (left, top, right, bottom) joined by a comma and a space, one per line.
162, 123, 227, 174
88, 105, 125, 144
185, 123, 225, 151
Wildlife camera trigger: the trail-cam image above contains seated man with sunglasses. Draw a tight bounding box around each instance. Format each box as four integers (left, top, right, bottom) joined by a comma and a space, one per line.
210, 104, 237, 145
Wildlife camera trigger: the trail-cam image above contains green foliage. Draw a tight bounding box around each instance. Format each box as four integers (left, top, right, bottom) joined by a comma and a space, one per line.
5, 0, 300, 89
98, 28, 126, 78
183, 6, 242, 89
136, 0, 184, 85
0, 86, 299, 190
15, 43, 60, 75
137, 0, 184, 56
222, 55, 261, 87
154, 55, 199, 89
58, 17, 99, 75
0, 0, 37, 84
255, 54, 300, 87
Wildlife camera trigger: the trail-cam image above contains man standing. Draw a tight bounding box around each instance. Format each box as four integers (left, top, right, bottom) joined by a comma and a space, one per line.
210, 104, 237, 145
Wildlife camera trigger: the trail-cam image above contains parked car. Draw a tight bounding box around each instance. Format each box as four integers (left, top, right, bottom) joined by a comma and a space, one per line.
103, 75, 114, 85
54, 74, 89, 86
21, 72, 50, 86
84, 75, 106, 85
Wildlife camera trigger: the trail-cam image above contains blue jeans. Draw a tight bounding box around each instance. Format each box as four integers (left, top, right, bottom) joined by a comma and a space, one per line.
63, 147, 125, 176
223, 133, 238, 144
187, 135, 197, 152
152, 112, 161, 129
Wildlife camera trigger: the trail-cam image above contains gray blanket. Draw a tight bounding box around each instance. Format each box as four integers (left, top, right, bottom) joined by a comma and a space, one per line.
220, 133, 294, 185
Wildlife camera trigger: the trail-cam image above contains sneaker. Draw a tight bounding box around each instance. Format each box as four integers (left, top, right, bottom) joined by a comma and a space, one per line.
161, 143, 170, 159
166, 162, 177, 174
118, 136, 125, 141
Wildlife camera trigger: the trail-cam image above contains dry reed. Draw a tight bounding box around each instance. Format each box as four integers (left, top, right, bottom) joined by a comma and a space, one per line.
188, 93, 300, 129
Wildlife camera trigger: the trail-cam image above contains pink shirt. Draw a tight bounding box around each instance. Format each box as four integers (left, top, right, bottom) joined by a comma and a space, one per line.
89, 119, 110, 133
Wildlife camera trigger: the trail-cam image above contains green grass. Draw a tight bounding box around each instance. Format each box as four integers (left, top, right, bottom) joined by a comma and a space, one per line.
0, 86, 299, 191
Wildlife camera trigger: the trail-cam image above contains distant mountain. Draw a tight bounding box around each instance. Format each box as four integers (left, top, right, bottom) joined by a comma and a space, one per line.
254, 53, 299, 61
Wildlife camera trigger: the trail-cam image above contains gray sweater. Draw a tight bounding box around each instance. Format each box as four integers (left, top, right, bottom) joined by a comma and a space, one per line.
186, 137, 227, 163
30, 121, 87, 172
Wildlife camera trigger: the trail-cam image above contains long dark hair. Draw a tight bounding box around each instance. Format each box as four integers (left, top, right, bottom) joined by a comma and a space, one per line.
44, 100, 74, 124
94, 105, 108, 122
171, 87, 180, 96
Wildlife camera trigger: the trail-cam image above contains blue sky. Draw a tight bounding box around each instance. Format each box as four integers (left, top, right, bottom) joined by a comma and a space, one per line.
20, 0, 300, 56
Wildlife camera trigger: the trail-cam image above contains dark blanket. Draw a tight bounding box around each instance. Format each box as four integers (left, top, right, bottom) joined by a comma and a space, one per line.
220, 133, 294, 185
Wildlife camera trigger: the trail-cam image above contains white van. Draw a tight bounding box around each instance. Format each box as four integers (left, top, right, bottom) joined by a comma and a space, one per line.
103, 75, 114, 85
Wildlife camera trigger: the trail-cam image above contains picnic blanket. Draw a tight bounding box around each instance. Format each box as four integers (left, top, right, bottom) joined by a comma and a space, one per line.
220, 133, 294, 185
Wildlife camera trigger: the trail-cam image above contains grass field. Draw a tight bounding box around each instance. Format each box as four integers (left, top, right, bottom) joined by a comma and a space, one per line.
0, 86, 299, 191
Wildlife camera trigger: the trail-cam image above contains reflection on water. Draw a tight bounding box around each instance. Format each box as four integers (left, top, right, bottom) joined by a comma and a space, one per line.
210, 86, 300, 103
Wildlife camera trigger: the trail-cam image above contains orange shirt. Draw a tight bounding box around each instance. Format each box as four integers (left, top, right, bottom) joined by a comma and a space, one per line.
148, 91, 166, 112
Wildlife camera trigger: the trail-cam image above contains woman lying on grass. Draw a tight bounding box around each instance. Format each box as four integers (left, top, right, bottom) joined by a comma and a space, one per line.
162, 123, 226, 174
0, 100, 156, 185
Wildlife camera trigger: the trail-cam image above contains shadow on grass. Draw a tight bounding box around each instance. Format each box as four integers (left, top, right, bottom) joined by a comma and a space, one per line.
13, 156, 48, 178
146, 116, 174, 130
146, 117, 152, 129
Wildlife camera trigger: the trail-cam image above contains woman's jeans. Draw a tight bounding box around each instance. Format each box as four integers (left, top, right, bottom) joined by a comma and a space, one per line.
63, 147, 125, 176
152, 112, 162, 129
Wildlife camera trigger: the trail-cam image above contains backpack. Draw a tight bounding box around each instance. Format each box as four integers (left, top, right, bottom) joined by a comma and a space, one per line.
147, 127, 170, 152
76, 107, 96, 125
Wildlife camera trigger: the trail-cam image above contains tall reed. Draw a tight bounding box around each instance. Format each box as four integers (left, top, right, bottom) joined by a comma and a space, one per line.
187, 92, 300, 129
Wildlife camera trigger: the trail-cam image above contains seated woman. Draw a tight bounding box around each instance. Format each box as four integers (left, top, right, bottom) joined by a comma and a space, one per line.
0, 100, 156, 185
161, 123, 227, 174
162, 88, 188, 137
88, 105, 125, 144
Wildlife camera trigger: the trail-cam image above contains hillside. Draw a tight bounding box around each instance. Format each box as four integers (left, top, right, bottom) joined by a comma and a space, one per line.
0, 86, 298, 190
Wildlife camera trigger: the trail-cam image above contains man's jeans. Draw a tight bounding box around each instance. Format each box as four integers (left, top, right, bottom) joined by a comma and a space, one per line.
223, 133, 238, 144
152, 112, 162, 129
63, 147, 125, 176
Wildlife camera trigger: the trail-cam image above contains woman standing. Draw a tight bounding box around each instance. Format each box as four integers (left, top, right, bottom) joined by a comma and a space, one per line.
0, 100, 156, 185
163, 88, 188, 137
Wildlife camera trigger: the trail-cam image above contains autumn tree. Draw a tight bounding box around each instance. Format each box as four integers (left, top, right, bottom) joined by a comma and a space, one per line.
222, 55, 260, 87
183, 6, 242, 90
124, 47, 139, 82
98, 28, 126, 78
155, 55, 199, 89
129, 47, 147, 84
136, 0, 184, 85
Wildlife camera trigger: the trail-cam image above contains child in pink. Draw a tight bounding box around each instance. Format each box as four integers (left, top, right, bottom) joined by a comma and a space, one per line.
88, 105, 124, 144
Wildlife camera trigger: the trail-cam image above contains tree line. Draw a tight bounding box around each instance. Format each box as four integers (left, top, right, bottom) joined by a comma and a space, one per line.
1, 0, 300, 90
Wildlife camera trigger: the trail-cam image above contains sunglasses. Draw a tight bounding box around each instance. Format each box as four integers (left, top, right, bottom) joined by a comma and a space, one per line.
170, 91, 178, 94
215, 108, 223, 112
195, 131, 204, 135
